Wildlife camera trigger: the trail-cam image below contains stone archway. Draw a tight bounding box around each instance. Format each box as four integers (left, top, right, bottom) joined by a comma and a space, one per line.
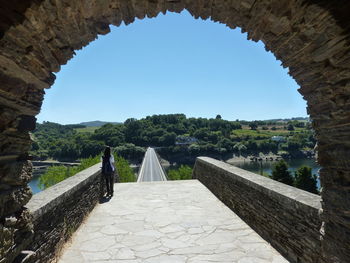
0, 1, 349, 262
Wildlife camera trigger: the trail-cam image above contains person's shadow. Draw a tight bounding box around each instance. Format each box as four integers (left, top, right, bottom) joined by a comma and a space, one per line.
99, 196, 111, 204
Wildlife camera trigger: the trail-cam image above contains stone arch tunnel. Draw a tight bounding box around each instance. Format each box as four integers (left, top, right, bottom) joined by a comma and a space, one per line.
0, 0, 349, 262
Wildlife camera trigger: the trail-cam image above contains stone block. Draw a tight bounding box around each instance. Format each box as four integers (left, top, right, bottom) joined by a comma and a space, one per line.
25, 163, 103, 262
193, 157, 323, 263
0, 161, 32, 186
0, 185, 32, 217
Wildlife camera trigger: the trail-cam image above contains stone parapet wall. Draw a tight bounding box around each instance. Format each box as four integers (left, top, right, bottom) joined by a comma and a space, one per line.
0, 1, 349, 262
193, 157, 323, 263
24, 163, 103, 263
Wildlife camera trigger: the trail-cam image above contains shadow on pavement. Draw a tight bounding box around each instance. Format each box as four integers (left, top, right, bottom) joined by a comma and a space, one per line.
99, 196, 111, 204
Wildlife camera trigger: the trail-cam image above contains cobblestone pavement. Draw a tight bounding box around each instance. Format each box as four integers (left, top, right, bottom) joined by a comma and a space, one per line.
59, 180, 289, 263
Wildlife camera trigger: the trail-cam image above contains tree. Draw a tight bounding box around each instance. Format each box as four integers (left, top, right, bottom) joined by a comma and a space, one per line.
80, 140, 104, 158
168, 165, 192, 180
287, 124, 294, 131
159, 132, 176, 146
246, 140, 258, 152
188, 144, 200, 155
217, 138, 234, 151
271, 160, 294, 186
233, 143, 247, 156
193, 128, 211, 141
286, 141, 301, 152
114, 143, 145, 161
295, 122, 305, 128
39, 156, 100, 189
215, 114, 222, 119
39, 165, 70, 189
249, 122, 258, 130
294, 166, 318, 194
31, 141, 40, 151
114, 154, 136, 182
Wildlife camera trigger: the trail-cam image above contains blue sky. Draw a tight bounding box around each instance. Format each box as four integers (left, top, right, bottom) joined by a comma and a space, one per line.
37, 10, 307, 124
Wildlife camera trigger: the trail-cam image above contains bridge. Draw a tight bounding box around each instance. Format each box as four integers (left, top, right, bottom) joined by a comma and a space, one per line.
137, 147, 167, 182
24, 150, 323, 263
58, 180, 287, 262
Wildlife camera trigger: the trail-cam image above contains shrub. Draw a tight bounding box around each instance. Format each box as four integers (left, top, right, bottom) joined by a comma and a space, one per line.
39, 156, 100, 189
114, 154, 136, 182
271, 160, 294, 186
294, 166, 318, 194
168, 165, 193, 180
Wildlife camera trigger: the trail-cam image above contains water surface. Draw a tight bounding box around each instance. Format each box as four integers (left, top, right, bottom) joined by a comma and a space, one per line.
29, 175, 41, 194
233, 158, 321, 188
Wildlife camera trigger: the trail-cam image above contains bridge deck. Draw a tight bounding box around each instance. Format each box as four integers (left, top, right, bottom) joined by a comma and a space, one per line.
138, 147, 167, 182
59, 180, 288, 263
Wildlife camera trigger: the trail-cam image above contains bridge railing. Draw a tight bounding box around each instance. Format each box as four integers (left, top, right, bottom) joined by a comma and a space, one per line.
156, 152, 169, 181
193, 157, 323, 263
25, 163, 103, 262
137, 149, 147, 182
154, 150, 168, 181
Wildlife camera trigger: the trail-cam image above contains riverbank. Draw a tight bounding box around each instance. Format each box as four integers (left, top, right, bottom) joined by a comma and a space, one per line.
226, 153, 282, 165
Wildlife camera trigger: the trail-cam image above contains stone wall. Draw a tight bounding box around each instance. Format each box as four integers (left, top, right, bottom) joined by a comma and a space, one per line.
23, 163, 103, 263
0, 1, 349, 262
193, 157, 323, 263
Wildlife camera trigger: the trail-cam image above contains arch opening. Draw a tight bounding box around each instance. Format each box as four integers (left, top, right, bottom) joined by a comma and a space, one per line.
38, 10, 307, 124
32, 10, 317, 195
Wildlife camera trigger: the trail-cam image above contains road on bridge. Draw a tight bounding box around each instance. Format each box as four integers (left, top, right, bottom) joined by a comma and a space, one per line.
137, 147, 167, 182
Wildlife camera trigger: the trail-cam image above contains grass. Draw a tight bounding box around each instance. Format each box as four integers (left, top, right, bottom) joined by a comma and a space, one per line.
75, 126, 99, 133
231, 129, 286, 139
231, 126, 308, 140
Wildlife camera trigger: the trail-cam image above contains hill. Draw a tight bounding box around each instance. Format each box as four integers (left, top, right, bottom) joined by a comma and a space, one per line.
263, 117, 310, 122
78, 120, 121, 127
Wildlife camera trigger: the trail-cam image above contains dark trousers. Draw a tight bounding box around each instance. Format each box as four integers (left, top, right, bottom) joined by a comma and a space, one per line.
104, 172, 114, 195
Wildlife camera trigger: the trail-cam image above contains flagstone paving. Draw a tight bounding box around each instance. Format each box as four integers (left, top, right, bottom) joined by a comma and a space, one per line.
59, 180, 289, 263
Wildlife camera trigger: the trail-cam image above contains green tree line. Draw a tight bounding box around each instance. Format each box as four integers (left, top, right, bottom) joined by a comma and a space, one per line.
31, 115, 315, 163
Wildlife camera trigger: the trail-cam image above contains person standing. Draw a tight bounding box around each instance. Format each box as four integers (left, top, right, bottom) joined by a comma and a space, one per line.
101, 146, 115, 197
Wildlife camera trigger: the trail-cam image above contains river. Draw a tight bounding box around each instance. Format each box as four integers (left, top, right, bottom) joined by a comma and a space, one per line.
232, 158, 321, 189
29, 174, 42, 194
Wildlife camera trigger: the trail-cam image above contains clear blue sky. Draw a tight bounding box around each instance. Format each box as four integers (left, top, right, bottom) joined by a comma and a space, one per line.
37, 10, 307, 124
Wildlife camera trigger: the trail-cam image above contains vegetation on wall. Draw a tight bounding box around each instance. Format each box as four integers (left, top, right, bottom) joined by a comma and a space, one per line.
167, 165, 193, 180
114, 154, 136, 182
39, 155, 135, 189
39, 156, 100, 189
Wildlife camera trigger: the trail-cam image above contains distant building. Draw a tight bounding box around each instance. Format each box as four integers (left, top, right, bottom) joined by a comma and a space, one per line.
271, 136, 286, 142
175, 136, 198, 146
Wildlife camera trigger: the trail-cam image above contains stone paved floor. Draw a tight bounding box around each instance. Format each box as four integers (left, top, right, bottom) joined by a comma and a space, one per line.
59, 180, 289, 263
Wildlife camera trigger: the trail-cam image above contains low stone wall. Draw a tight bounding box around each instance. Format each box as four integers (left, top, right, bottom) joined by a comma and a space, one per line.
193, 157, 323, 263
25, 163, 104, 263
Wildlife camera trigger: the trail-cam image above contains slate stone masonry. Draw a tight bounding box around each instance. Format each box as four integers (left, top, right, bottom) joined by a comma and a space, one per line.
193, 157, 323, 263
0, 1, 349, 262
24, 163, 104, 263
